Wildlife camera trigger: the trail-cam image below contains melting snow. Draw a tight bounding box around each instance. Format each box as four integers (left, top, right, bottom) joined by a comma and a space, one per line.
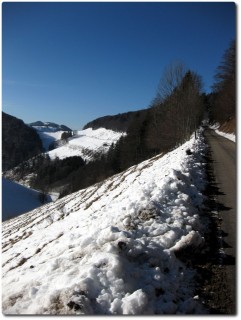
2, 132, 208, 314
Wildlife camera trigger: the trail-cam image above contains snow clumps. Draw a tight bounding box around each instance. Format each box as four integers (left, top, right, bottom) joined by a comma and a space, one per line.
2, 131, 208, 315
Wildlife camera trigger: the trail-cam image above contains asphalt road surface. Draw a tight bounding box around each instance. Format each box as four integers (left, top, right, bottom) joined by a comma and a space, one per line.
204, 129, 236, 313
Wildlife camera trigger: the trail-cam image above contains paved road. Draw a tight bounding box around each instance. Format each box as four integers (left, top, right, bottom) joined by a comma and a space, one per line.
204, 129, 236, 312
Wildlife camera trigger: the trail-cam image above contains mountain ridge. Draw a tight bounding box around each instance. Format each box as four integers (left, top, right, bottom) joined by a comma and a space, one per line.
83, 109, 148, 132
30, 121, 72, 132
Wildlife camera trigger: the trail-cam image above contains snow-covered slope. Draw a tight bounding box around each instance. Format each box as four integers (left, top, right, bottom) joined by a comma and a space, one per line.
36, 131, 65, 151
3, 128, 125, 190
47, 128, 125, 161
2, 178, 52, 221
2, 133, 207, 315
30, 121, 72, 151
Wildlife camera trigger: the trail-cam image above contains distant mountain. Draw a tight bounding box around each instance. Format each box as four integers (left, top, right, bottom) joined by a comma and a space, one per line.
29, 121, 72, 132
2, 112, 43, 171
83, 110, 147, 132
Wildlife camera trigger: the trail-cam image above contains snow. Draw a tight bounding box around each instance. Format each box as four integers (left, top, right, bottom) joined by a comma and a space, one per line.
215, 129, 235, 142
36, 131, 66, 151
47, 127, 125, 161
31, 122, 70, 150
2, 131, 208, 314
209, 123, 235, 142
2, 178, 52, 221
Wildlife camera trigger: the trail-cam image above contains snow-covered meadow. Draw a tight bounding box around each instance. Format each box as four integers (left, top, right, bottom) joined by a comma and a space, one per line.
47, 128, 125, 161
2, 132, 208, 314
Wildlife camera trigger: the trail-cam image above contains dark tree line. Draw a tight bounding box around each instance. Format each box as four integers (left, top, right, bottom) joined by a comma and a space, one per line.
146, 65, 204, 152
209, 41, 236, 124
2, 112, 43, 171
30, 155, 85, 193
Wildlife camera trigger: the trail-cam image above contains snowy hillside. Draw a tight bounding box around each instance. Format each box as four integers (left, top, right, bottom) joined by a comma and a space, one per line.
47, 128, 125, 161
36, 131, 65, 151
2, 132, 208, 314
2, 178, 52, 221
29, 121, 72, 150
3, 128, 125, 190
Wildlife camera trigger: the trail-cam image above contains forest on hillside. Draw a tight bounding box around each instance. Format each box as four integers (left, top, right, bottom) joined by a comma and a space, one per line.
208, 40, 236, 127
5, 41, 236, 199
2, 112, 44, 171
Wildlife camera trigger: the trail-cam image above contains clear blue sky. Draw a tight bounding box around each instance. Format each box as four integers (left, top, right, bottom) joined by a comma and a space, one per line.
2, 2, 236, 129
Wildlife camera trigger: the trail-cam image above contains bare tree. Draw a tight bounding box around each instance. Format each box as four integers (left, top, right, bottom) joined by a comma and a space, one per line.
156, 62, 187, 103
146, 65, 204, 152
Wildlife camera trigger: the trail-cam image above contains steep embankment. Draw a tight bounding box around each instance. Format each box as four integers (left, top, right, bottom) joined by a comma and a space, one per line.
218, 117, 235, 134
2, 132, 208, 315
215, 118, 235, 142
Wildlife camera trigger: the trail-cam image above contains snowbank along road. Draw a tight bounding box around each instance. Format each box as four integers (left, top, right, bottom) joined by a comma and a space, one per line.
204, 129, 236, 313
2, 132, 208, 315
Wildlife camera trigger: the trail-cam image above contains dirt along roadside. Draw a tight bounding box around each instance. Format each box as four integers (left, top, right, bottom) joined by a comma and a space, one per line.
201, 129, 236, 314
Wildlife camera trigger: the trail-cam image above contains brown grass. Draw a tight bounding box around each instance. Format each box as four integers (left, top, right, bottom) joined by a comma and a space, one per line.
219, 117, 235, 134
